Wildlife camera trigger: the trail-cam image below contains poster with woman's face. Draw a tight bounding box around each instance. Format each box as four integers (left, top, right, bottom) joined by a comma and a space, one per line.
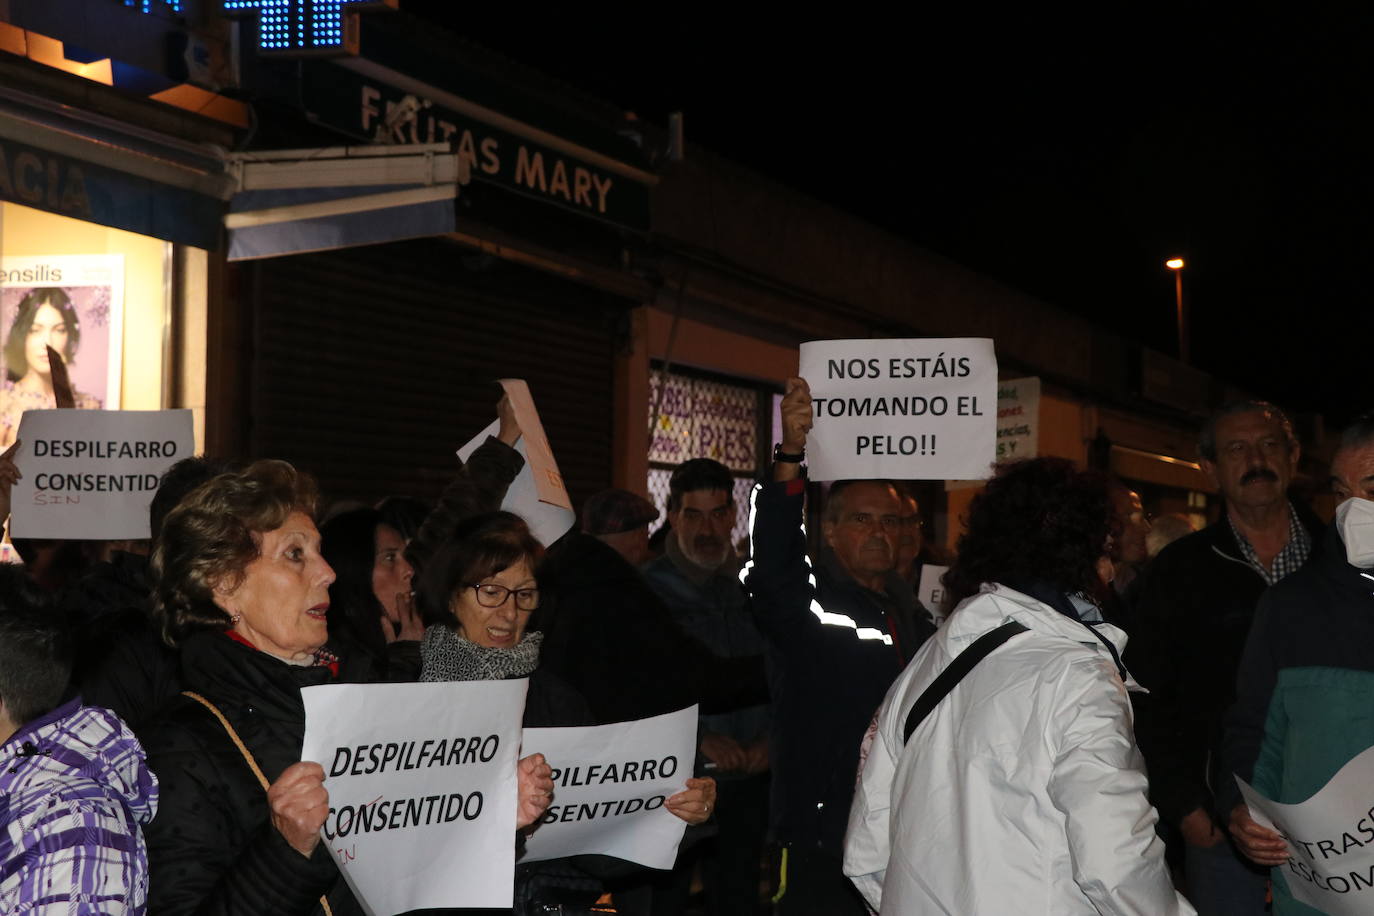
0, 255, 124, 411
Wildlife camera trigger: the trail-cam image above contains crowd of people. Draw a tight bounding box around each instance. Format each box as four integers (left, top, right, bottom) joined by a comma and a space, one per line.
0, 377, 1366, 916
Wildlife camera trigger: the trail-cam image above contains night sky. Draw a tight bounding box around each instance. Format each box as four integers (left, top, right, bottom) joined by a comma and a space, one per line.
400, 5, 1374, 424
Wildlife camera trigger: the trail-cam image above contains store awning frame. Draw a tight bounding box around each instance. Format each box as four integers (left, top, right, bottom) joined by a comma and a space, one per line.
224, 143, 468, 260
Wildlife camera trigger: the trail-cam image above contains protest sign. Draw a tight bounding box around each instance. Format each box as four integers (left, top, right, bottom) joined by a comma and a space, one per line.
798, 339, 997, 481
302, 680, 528, 915
918, 564, 949, 622
11, 409, 193, 539
457, 380, 575, 546
520, 705, 698, 869
1237, 745, 1374, 916
499, 379, 571, 510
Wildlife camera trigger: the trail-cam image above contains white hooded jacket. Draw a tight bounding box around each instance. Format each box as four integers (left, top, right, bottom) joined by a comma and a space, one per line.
843, 584, 1193, 915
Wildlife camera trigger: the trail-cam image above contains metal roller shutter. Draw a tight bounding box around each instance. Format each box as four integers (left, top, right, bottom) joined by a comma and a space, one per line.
248, 237, 624, 513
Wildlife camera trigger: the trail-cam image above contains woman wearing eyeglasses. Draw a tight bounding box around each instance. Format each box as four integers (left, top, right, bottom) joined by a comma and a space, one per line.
415, 510, 717, 914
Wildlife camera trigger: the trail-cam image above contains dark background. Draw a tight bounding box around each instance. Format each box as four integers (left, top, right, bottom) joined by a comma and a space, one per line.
399, 4, 1374, 424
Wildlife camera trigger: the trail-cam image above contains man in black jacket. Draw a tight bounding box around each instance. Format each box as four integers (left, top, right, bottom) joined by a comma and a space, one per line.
1131, 400, 1321, 915
744, 377, 931, 916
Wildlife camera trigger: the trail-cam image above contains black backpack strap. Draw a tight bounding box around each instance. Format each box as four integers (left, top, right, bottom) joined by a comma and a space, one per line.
903, 620, 1030, 744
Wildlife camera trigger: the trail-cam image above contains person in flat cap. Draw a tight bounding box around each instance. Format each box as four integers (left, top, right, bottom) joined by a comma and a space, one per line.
582, 488, 660, 567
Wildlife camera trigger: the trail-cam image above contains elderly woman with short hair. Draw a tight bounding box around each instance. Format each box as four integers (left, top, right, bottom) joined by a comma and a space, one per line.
140, 460, 553, 916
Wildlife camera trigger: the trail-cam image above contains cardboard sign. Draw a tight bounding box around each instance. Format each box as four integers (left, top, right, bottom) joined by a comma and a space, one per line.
520, 706, 697, 869
1237, 745, 1374, 916
457, 383, 575, 547
11, 409, 194, 539
301, 680, 528, 915
798, 339, 997, 481
498, 379, 572, 510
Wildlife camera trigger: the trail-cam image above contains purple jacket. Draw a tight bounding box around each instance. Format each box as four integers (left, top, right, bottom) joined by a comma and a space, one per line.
0, 700, 158, 914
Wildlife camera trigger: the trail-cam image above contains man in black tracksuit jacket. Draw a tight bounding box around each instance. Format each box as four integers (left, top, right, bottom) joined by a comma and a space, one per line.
744, 378, 931, 916
1130, 401, 1321, 914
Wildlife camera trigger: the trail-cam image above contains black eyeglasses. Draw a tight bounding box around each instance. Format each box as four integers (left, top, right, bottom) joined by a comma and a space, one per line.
467, 583, 540, 611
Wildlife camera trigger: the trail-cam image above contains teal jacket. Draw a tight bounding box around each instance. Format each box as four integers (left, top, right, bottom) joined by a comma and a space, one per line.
1224, 524, 1374, 914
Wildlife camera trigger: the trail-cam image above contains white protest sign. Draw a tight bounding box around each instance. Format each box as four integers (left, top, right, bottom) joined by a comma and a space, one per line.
302, 680, 528, 915
1237, 745, 1374, 915
798, 339, 997, 481
520, 705, 697, 869
11, 409, 193, 539
499, 379, 572, 510
917, 563, 949, 622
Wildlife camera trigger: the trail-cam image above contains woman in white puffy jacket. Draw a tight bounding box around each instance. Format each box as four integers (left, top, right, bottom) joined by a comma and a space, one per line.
844, 458, 1193, 916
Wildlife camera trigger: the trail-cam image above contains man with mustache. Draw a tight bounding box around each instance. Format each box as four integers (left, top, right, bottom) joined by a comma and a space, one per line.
743, 378, 932, 916
641, 458, 771, 915
1130, 400, 1322, 916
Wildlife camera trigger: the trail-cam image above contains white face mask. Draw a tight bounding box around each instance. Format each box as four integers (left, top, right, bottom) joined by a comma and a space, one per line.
1336, 497, 1374, 568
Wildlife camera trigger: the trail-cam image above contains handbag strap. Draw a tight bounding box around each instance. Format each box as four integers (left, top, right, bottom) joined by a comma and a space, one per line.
902, 620, 1030, 745
183, 691, 271, 790
182, 690, 334, 916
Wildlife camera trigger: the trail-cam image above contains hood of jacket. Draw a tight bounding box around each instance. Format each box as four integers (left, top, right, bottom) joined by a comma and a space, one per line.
942, 582, 1142, 690
0, 699, 157, 826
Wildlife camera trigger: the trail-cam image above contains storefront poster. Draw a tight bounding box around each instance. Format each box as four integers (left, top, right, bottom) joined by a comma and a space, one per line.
10, 408, 193, 540
1237, 745, 1374, 916
520, 706, 697, 869
0, 255, 124, 449
301, 679, 529, 915
648, 370, 758, 474
947, 376, 1041, 490
798, 338, 998, 481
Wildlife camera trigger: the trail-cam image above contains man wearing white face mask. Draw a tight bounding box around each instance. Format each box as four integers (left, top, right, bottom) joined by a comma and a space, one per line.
1220, 412, 1374, 915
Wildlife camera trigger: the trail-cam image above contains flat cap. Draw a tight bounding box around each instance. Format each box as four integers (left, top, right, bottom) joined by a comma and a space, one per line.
581, 488, 660, 536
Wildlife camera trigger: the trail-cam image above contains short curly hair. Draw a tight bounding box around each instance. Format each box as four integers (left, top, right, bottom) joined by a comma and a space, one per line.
943, 457, 1114, 611
152, 459, 319, 646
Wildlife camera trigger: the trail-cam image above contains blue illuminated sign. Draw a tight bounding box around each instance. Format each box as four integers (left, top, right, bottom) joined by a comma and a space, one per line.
221, 0, 395, 55
122, 0, 184, 12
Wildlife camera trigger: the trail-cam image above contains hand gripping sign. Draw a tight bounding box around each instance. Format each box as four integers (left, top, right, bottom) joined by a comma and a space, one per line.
301, 680, 528, 915
1237, 745, 1374, 916
457, 380, 575, 547
11, 409, 194, 539
798, 338, 997, 481
520, 706, 698, 869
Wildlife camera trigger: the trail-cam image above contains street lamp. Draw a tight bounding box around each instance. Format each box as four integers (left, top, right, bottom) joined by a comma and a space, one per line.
1166, 258, 1187, 363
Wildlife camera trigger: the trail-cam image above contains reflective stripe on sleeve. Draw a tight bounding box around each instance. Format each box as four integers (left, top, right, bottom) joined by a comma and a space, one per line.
743, 481, 893, 645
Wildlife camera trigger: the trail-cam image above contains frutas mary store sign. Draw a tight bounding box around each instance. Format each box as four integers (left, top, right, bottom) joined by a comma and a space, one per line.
300, 64, 652, 232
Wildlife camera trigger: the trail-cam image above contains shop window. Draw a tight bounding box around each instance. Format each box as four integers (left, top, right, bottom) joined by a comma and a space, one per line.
1, 202, 172, 426
647, 365, 773, 551
0, 201, 203, 560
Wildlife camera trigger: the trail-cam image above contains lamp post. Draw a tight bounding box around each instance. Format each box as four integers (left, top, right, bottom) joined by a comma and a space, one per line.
1166, 258, 1187, 363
